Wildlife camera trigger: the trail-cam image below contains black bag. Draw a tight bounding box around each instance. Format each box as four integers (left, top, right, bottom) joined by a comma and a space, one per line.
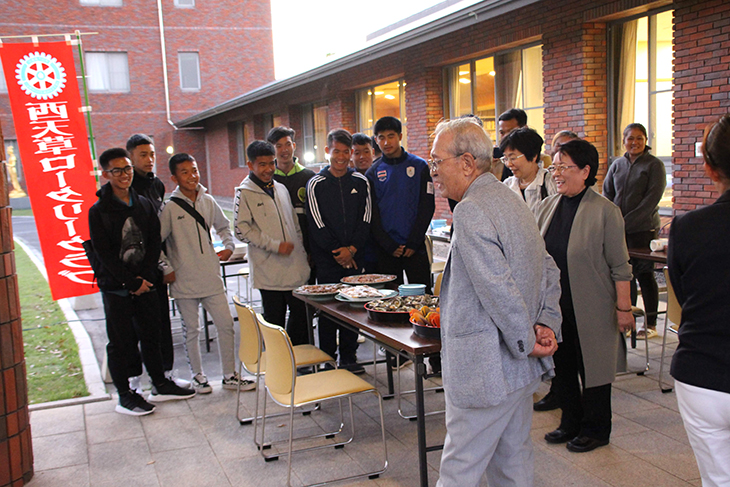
169, 196, 211, 242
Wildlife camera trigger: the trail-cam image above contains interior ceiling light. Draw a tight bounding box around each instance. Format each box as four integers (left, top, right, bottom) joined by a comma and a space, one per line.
384, 94, 395, 100
489, 71, 496, 76
374, 91, 384, 95
458, 70, 469, 76
459, 78, 471, 84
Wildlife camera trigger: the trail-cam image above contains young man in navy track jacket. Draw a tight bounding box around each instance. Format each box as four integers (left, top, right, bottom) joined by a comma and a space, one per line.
306, 129, 372, 373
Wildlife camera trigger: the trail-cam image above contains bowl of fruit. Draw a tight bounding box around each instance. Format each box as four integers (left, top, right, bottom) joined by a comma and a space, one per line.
409, 306, 441, 339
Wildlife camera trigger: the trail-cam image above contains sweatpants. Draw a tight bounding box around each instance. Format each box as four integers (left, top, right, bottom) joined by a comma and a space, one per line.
102, 291, 166, 393
176, 293, 236, 377
437, 377, 540, 487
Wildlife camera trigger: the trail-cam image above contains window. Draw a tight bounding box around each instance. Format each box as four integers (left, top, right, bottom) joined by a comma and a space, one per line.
0, 63, 7, 92
80, 0, 122, 6
446, 45, 544, 143
357, 80, 407, 147
610, 10, 674, 212
85, 52, 130, 92
178, 52, 201, 91
301, 103, 329, 165
235, 122, 251, 168
174, 0, 194, 7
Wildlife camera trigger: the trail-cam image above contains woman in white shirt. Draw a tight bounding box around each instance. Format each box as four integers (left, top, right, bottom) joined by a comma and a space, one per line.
501, 127, 557, 214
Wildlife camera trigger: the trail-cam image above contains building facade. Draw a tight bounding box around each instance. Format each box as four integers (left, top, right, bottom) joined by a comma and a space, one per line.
0, 0, 274, 196
178, 0, 729, 219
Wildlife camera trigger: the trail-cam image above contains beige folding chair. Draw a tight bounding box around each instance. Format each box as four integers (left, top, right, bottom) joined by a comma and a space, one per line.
659, 267, 682, 393
232, 297, 335, 449
258, 319, 388, 486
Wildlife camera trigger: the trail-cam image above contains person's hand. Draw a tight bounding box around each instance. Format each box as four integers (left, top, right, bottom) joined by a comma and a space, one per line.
332, 247, 351, 266
529, 325, 558, 357
278, 241, 294, 255
132, 278, 154, 295
617, 310, 635, 334
403, 248, 415, 258
162, 271, 176, 284
217, 249, 233, 261
392, 245, 405, 258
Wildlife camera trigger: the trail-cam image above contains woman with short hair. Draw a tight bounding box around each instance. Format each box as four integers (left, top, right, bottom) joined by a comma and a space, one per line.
536, 139, 634, 453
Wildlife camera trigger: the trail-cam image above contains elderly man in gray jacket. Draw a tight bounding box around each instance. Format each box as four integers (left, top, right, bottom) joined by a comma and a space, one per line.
430, 118, 562, 487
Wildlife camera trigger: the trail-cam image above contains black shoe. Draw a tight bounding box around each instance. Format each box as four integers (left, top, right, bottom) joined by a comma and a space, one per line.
341, 362, 366, 375
544, 428, 577, 444
148, 378, 196, 402
116, 390, 155, 416
566, 436, 609, 453
533, 391, 560, 411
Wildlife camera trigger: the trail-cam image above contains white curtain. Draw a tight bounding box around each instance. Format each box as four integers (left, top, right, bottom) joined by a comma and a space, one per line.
616, 21, 637, 154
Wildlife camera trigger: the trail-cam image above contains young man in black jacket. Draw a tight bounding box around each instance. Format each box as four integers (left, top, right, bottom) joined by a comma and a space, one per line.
306, 129, 371, 373
89, 148, 195, 415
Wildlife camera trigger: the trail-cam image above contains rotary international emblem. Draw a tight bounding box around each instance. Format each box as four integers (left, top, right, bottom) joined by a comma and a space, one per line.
15, 51, 67, 100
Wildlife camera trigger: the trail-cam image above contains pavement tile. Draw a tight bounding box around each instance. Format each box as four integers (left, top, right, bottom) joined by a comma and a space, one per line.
32, 431, 88, 471
30, 405, 85, 437
622, 407, 690, 445
611, 430, 700, 481
85, 411, 144, 445
153, 446, 230, 487
24, 465, 89, 487
88, 437, 155, 484
590, 456, 695, 487
142, 414, 207, 453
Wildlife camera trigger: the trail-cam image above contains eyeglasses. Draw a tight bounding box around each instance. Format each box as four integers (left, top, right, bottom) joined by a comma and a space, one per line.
547, 164, 579, 174
427, 153, 463, 171
500, 154, 525, 165
105, 165, 134, 177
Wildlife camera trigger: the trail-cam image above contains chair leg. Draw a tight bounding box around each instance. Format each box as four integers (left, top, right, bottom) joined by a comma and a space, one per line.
286, 406, 295, 487
658, 313, 673, 393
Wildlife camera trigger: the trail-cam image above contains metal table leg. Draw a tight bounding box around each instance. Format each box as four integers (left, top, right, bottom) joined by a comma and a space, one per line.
414, 355, 429, 487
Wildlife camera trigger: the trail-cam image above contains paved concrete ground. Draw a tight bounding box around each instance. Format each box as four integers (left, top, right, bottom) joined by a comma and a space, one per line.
14, 213, 702, 486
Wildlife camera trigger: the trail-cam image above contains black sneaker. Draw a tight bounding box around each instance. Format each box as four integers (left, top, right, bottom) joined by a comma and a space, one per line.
341, 361, 366, 375
116, 390, 156, 416
148, 379, 196, 402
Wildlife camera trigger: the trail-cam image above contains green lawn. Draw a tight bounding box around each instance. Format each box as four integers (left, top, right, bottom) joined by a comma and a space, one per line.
16, 244, 89, 404
11, 208, 33, 217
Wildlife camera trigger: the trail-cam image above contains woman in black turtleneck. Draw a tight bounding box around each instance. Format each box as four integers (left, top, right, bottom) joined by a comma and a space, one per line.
535, 139, 634, 453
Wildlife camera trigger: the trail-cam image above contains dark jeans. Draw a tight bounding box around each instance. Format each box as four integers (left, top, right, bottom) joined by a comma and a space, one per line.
259, 289, 309, 346
315, 265, 361, 364
102, 291, 166, 393
125, 279, 175, 377
627, 230, 659, 327
553, 305, 612, 440
376, 248, 432, 293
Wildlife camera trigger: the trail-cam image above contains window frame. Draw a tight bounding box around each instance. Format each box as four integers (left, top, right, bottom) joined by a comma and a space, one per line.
80, 0, 123, 6
355, 79, 407, 147
85, 51, 130, 93
174, 0, 195, 7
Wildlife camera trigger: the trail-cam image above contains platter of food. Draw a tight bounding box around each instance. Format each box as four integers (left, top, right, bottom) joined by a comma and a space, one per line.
335, 286, 398, 306
364, 295, 440, 323
341, 274, 397, 288
293, 283, 349, 300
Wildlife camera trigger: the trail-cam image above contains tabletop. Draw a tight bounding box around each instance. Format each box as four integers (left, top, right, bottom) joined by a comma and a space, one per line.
627, 247, 668, 264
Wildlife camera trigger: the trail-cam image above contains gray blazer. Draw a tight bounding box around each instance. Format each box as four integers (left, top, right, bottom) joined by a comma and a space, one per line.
440, 172, 562, 409
535, 187, 633, 387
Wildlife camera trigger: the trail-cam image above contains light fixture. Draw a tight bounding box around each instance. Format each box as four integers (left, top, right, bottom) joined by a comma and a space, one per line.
384, 94, 395, 100
489, 71, 496, 76
458, 70, 469, 76
303, 152, 315, 163
166, 145, 174, 154
459, 78, 471, 84
367, 91, 372, 96
374, 91, 384, 95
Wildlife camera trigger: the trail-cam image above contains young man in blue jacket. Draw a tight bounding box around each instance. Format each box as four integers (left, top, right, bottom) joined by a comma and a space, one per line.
307, 129, 372, 373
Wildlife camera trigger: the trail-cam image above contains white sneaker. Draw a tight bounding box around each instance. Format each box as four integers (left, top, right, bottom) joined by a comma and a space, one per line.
222, 372, 256, 391
129, 376, 143, 395
357, 334, 366, 343
192, 373, 212, 394
165, 370, 191, 388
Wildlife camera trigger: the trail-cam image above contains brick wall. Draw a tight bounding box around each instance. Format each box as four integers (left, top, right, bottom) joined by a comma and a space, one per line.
672, 0, 730, 213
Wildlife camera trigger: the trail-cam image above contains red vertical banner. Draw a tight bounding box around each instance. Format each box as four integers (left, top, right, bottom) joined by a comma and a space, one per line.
1, 41, 98, 300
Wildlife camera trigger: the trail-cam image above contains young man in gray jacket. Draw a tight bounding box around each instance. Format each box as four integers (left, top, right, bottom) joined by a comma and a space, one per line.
234, 141, 310, 345
160, 153, 250, 393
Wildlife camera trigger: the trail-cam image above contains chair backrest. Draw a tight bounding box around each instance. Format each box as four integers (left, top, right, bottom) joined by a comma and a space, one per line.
663, 267, 682, 326
232, 296, 261, 371
257, 318, 296, 396
425, 235, 434, 265
434, 272, 443, 296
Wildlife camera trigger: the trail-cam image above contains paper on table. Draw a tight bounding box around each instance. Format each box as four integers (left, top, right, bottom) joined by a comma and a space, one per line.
650, 238, 668, 251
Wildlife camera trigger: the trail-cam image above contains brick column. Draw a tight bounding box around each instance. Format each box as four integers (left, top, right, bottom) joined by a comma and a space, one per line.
0, 125, 34, 486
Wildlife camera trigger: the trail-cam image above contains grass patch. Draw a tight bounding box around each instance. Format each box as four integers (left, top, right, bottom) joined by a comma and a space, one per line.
222, 208, 234, 223
15, 244, 89, 404
11, 208, 33, 217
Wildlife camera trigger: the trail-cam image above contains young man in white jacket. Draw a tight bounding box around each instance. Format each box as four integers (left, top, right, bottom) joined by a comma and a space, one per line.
160, 153, 252, 393
234, 141, 310, 345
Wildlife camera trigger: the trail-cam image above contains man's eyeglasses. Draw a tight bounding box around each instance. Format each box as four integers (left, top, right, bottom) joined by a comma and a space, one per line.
500, 154, 525, 165
427, 153, 463, 172
547, 164, 579, 174
105, 165, 134, 177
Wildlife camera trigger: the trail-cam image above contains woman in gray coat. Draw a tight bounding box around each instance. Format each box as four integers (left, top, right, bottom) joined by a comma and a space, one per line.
536, 139, 634, 453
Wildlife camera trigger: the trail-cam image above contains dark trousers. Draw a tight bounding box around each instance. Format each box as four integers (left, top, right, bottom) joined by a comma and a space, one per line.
626, 231, 659, 327
315, 265, 360, 364
553, 306, 612, 440
376, 248, 432, 293
125, 279, 175, 377
259, 289, 309, 346
102, 291, 166, 393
